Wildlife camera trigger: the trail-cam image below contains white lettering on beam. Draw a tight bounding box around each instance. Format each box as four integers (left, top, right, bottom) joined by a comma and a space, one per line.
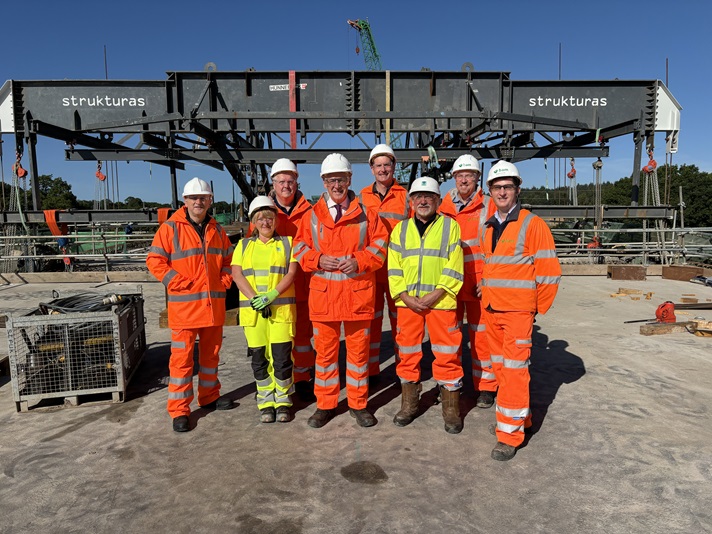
528, 96, 608, 107
61, 96, 147, 107
268, 84, 308, 92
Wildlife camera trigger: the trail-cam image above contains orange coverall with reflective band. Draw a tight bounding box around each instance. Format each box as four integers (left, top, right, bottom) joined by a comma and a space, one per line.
293, 192, 388, 410
249, 191, 315, 383
440, 188, 498, 393
481, 206, 561, 447
359, 183, 411, 376
147, 208, 233, 418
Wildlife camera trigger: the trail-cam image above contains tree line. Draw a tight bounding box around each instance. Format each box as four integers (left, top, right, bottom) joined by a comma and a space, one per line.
2, 164, 710, 227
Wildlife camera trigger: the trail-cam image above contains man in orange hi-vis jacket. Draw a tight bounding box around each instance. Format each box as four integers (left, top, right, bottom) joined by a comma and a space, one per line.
480, 161, 561, 461
147, 177, 234, 432
359, 144, 411, 381
439, 154, 498, 409
294, 153, 388, 429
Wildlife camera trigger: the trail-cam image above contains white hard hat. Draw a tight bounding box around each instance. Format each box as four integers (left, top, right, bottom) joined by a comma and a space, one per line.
270, 158, 299, 179
452, 154, 481, 175
320, 153, 352, 177
369, 144, 396, 165
248, 195, 278, 218
182, 177, 213, 197
487, 161, 522, 186
409, 177, 441, 196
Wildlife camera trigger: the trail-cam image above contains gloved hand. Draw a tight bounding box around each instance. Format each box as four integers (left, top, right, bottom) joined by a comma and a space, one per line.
261, 306, 272, 319
251, 289, 279, 311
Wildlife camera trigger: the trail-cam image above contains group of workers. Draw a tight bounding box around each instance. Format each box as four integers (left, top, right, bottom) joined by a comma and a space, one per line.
147, 146, 561, 461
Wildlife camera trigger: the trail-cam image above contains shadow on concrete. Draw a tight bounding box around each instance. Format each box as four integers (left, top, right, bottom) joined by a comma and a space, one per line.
526, 324, 586, 441
125, 342, 171, 401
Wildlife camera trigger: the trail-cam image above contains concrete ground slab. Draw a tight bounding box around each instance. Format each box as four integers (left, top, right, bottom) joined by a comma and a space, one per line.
0, 276, 711, 533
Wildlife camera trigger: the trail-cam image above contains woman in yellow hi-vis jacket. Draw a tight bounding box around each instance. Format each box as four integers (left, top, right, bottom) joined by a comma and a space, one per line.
232, 196, 297, 423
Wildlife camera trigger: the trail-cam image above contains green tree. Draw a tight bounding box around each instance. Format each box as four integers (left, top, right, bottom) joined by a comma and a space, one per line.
38, 174, 78, 209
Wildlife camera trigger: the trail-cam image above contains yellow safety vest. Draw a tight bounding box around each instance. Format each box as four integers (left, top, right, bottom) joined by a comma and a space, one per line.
387, 214, 464, 310
232, 235, 297, 327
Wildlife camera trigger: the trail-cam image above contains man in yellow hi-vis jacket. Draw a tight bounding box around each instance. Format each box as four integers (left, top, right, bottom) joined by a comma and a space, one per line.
388, 177, 465, 434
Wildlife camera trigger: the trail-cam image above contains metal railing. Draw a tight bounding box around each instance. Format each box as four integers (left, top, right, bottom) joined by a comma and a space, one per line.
1, 226, 710, 276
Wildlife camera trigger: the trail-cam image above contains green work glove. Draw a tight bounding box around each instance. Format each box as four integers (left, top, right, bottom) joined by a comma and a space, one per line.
251, 289, 279, 311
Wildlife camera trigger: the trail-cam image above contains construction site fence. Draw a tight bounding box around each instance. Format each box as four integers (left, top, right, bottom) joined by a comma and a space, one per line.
0, 227, 710, 274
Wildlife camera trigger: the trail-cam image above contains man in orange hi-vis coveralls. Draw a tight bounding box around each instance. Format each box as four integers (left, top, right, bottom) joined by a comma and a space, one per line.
480, 161, 561, 460
294, 153, 388, 429
147, 177, 234, 432
388, 177, 465, 434
359, 144, 411, 381
439, 154, 498, 409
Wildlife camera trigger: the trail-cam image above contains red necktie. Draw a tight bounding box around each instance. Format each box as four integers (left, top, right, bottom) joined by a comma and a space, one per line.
334, 203, 343, 222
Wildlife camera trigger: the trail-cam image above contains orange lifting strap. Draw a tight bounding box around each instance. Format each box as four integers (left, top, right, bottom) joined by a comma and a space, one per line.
157, 208, 171, 225
43, 209, 68, 236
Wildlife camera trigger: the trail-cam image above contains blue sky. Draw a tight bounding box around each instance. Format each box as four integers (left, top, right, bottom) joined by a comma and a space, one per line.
1, 0, 710, 206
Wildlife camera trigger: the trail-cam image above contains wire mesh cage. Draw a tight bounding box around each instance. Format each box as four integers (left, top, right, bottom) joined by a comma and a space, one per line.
6, 290, 146, 411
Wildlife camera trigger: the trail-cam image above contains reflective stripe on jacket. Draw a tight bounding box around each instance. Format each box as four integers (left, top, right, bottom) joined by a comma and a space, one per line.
359, 183, 411, 284
388, 214, 464, 310
231, 235, 296, 327
293, 191, 388, 322
439, 188, 496, 301
147, 207, 233, 329
480, 206, 561, 314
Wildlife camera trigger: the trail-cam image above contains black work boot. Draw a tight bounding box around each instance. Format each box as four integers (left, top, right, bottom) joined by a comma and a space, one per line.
393, 382, 422, 427
440, 386, 463, 434
475, 390, 495, 409
349, 408, 377, 427
172, 415, 190, 433
203, 395, 234, 411
307, 408, 334, 428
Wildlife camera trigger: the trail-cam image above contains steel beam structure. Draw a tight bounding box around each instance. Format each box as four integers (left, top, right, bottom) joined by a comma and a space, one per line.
0, 70, 681, 209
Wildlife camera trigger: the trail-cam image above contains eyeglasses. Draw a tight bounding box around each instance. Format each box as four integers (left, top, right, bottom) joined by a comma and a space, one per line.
324, 177, 349, 185
489, 184, 517, 192
255, 216, 275, 224
411, 192, 438, 201
185, 196, 210, 202
274, 180, 297, 187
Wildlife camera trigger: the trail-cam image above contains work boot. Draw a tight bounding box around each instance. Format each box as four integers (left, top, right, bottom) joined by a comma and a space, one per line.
349, 408, 377, 428
491, 441, 517, 461
172, 415, 190, 433
440, 387, 463, 434
475, 390, 495, 409
307, 408, 334, 428
294, 381, 316, 402
275, 406, 291, 423
202, 395, 234, 411
393, 382, 422, 427
260, 407, 276, 423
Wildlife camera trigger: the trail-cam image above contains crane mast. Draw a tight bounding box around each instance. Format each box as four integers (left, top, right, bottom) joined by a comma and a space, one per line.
348, 18, 410, 184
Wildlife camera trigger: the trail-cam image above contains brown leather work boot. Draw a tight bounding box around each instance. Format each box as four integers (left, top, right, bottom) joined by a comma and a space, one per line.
393, 382, 422, 427
440, 386, 463, 434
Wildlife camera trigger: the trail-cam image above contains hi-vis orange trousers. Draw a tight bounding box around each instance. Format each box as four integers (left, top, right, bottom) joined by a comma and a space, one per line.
167, 326, 223, 418
313, 320, 370, 410
367, 282, 398, 376
292, 301, 315, 383
458, 299, 497, 393
395, 307, 463, 386
484, 309, 534, 447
